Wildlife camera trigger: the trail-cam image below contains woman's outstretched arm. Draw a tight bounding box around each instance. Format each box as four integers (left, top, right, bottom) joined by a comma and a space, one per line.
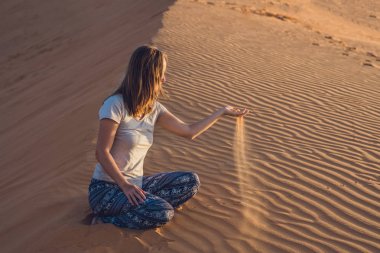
156, 105, 248, 140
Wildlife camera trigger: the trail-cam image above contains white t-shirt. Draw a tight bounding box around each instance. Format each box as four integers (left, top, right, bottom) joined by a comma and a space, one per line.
92, 93, 168, 188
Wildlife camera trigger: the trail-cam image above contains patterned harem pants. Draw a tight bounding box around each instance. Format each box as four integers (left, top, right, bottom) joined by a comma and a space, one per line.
88, 171, 200, 229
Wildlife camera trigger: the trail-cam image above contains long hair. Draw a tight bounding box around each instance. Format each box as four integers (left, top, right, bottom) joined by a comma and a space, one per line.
107, 45, 167, 118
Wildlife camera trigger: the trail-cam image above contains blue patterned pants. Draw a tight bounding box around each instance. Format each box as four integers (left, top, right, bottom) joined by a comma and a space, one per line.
88, 171, 200, 229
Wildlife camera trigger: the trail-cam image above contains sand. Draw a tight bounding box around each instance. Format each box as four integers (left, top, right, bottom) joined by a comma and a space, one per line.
1, 0, 380, 252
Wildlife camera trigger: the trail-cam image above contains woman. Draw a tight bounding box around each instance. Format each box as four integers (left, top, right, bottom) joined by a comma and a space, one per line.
88, 45, 248, 230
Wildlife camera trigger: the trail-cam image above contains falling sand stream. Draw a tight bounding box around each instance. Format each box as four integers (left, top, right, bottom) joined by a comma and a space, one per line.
234, 117, 250, 231
234, 117, 248, 171
233, 116, 262, 237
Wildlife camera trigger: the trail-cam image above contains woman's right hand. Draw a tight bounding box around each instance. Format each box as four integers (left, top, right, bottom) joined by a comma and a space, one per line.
121, 183, 147, 206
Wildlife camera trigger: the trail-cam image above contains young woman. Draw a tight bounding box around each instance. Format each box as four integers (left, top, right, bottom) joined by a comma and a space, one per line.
88, 45, 248, 230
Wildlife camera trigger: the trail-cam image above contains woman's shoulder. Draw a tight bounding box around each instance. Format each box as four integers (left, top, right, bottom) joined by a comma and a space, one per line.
102, 93, 125, 109
98, 93, 126, 123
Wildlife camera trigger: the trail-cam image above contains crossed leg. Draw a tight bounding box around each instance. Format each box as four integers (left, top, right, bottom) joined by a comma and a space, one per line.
142, 171, 201, 209
88, 171, 200, 229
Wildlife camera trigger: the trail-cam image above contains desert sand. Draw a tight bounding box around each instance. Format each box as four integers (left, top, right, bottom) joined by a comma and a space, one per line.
1, 0, 379, 252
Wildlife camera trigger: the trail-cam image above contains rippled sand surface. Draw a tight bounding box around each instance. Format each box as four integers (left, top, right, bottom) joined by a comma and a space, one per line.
1, 0, 379, 252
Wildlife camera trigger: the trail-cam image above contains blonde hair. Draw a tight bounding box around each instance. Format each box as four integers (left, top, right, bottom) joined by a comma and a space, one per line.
108, 45, 167, 118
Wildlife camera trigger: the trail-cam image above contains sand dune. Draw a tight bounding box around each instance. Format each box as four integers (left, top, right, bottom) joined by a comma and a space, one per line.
1, 0, 379, 252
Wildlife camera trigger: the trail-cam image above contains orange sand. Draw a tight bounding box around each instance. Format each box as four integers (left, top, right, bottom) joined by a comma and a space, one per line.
1, 0, 380, 252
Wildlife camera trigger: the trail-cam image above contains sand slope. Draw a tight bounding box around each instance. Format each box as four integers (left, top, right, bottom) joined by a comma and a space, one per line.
1, 0, 380, 252
0, 0, 174, 252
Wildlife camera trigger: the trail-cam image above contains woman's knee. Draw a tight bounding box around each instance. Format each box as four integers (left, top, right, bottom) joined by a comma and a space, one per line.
185, 171, 201, 190
159, 207, 175, 223
137, 194, 175, 224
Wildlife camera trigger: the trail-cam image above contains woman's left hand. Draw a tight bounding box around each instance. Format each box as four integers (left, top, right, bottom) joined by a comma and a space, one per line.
221, 106, 249, 117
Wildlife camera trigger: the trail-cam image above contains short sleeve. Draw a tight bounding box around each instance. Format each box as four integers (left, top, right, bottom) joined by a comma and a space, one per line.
156, 101, 169, 115
98, 95, 124, 124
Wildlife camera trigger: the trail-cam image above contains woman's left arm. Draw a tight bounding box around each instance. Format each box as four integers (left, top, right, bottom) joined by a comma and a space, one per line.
156, 106, 248, 140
